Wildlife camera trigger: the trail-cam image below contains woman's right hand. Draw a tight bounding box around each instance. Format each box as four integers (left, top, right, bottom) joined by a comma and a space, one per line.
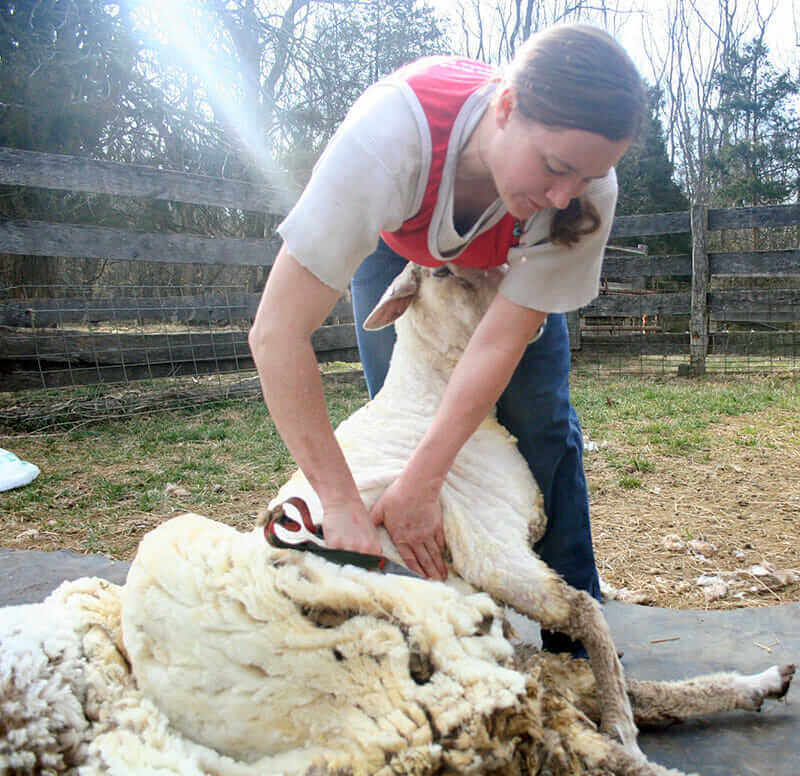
321, 498, 383, 556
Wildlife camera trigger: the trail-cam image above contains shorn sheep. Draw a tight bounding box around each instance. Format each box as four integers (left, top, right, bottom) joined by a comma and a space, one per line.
1, 263, 794, 775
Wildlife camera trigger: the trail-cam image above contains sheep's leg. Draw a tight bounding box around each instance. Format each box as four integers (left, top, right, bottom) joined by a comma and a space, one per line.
627, 663, 796, 726
456, 546, 641, 759
532, 654, 795, 727
557, 584, 640, 751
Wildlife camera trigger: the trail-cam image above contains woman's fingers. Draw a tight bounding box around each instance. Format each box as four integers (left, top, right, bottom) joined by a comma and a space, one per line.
401, 541, 446, 581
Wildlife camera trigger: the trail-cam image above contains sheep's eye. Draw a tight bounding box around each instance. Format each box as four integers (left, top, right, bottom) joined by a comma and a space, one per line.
432, 266, 452, 278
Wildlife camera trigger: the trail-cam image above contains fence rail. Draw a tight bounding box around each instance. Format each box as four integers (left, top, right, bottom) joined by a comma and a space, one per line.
2, 146, 800, 394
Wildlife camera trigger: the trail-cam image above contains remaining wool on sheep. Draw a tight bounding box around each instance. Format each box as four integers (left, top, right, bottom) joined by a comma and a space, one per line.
119, 514, 793, 776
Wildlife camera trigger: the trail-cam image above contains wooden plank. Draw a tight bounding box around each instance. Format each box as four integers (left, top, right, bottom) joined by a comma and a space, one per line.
609, 211, 690, 238
0, 324, 357, 363
709, 331, 800, 354
0, 348, 362, 391
0, 293, 259, 327
573, 331, 799, 359
690, 205, 709, 375
708, 204, 800, 231
0, 146, 293, 215
0, 360, 253, 390
0, 324, 359, 389
575, 333, 689, 355
709, 290, 800, 322
601, 254, 692, 280
311, 324, 359, 352
582, 292, 690, 316
710, 250, 800, 276
0, 293, 354, 327
0, 220, 281, 266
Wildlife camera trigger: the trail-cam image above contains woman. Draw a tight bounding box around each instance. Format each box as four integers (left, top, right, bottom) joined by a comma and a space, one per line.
250, 24, 645, 654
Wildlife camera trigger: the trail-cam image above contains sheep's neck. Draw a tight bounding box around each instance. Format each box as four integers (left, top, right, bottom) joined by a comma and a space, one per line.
378, 318, 496, 422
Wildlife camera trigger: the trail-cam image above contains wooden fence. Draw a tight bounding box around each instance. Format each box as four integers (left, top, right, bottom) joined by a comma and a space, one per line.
0, 147, 358, 391
574, 203, 800, 374
1, 146, 799, 392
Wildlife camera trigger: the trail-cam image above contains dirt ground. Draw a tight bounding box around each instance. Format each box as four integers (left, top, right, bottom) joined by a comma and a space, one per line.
2, 400, 798, 614
587, 412, 800, 611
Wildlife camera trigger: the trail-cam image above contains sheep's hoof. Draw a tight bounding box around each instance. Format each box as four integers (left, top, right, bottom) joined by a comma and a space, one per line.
772, 664, 795, 700
747, 664, 795, 711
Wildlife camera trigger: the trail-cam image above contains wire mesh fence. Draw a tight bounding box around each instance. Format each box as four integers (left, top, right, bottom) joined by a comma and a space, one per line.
0, 283, 260, 432
0, 282, 364, 433
2, 275, 799, 433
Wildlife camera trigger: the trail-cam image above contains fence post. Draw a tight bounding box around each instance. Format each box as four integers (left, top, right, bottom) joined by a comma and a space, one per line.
689, 203, 709, 375
567, 310, 581, 350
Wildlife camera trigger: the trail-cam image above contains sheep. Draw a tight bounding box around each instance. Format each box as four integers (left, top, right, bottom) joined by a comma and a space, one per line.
1, 520, 794, 775
1, 262, 795, 773
267, 261, 638, 757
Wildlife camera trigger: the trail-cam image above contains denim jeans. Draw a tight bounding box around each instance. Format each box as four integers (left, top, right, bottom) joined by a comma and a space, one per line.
351, 239, 601, 655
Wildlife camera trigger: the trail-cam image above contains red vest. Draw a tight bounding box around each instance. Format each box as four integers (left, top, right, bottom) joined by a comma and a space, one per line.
380, 57, 520, 270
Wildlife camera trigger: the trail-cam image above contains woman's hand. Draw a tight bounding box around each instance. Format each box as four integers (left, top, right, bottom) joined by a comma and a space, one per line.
370, 477, 448, 580
322, 498, 383, 556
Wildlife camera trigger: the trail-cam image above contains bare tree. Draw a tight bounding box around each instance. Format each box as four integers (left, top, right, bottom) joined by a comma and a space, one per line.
449, 0, 634, 63
639, 0, 781, 204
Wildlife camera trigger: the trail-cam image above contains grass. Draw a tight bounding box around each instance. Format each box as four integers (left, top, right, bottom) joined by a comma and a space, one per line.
571, 372, 798, 460
0, 382, 368, 558
1, 370, 797, 559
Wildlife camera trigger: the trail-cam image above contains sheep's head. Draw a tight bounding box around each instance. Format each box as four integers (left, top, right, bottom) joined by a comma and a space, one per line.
364, 263, 505, 375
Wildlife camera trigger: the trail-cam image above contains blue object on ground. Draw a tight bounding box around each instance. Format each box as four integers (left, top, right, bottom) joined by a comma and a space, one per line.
0, 448, 40, 492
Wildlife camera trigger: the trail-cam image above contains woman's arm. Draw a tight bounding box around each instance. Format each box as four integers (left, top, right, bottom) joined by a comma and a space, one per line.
249, 244, 382, 555
371, 293, 547, 578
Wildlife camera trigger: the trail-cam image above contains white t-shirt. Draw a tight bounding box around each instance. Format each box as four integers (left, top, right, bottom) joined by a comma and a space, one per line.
277, 77, 617, 313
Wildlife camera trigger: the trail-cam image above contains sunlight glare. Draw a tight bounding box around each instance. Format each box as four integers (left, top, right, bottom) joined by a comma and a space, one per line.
130, 0, 298, 213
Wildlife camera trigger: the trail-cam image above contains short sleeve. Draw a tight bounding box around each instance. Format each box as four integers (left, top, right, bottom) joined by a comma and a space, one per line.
276, 83, 423, 292
499, 169, 618, 313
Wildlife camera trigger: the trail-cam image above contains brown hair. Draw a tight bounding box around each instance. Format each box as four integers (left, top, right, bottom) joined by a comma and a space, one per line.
508, 25, 646, 246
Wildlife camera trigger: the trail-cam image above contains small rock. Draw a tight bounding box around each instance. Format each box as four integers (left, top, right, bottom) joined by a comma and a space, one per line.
703, 581, 729, 602
733, 550, 746, 560
696, 573, 723, 587
749, 563, 799, 589
165, 483, 191, 498
662, 534, 685, 552
688, 539, 716, 557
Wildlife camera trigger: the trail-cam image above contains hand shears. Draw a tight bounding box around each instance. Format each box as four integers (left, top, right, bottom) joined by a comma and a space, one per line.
265, 496, 423, 580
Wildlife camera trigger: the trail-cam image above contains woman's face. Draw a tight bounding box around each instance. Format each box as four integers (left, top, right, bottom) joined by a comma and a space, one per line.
486, 89, 631, 221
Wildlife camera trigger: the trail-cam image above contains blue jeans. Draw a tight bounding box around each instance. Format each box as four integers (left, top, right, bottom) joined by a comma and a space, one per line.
351, 239, 601, 655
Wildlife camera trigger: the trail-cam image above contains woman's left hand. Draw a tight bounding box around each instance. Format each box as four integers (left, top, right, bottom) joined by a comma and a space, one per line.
370, 477, 448, 581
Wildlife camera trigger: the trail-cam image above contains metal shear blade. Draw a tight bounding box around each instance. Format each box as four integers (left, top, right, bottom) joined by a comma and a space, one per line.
265, 497, 423, 580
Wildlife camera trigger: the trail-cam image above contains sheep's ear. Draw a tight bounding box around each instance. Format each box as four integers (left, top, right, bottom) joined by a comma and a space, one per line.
363, 266, 419, 330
